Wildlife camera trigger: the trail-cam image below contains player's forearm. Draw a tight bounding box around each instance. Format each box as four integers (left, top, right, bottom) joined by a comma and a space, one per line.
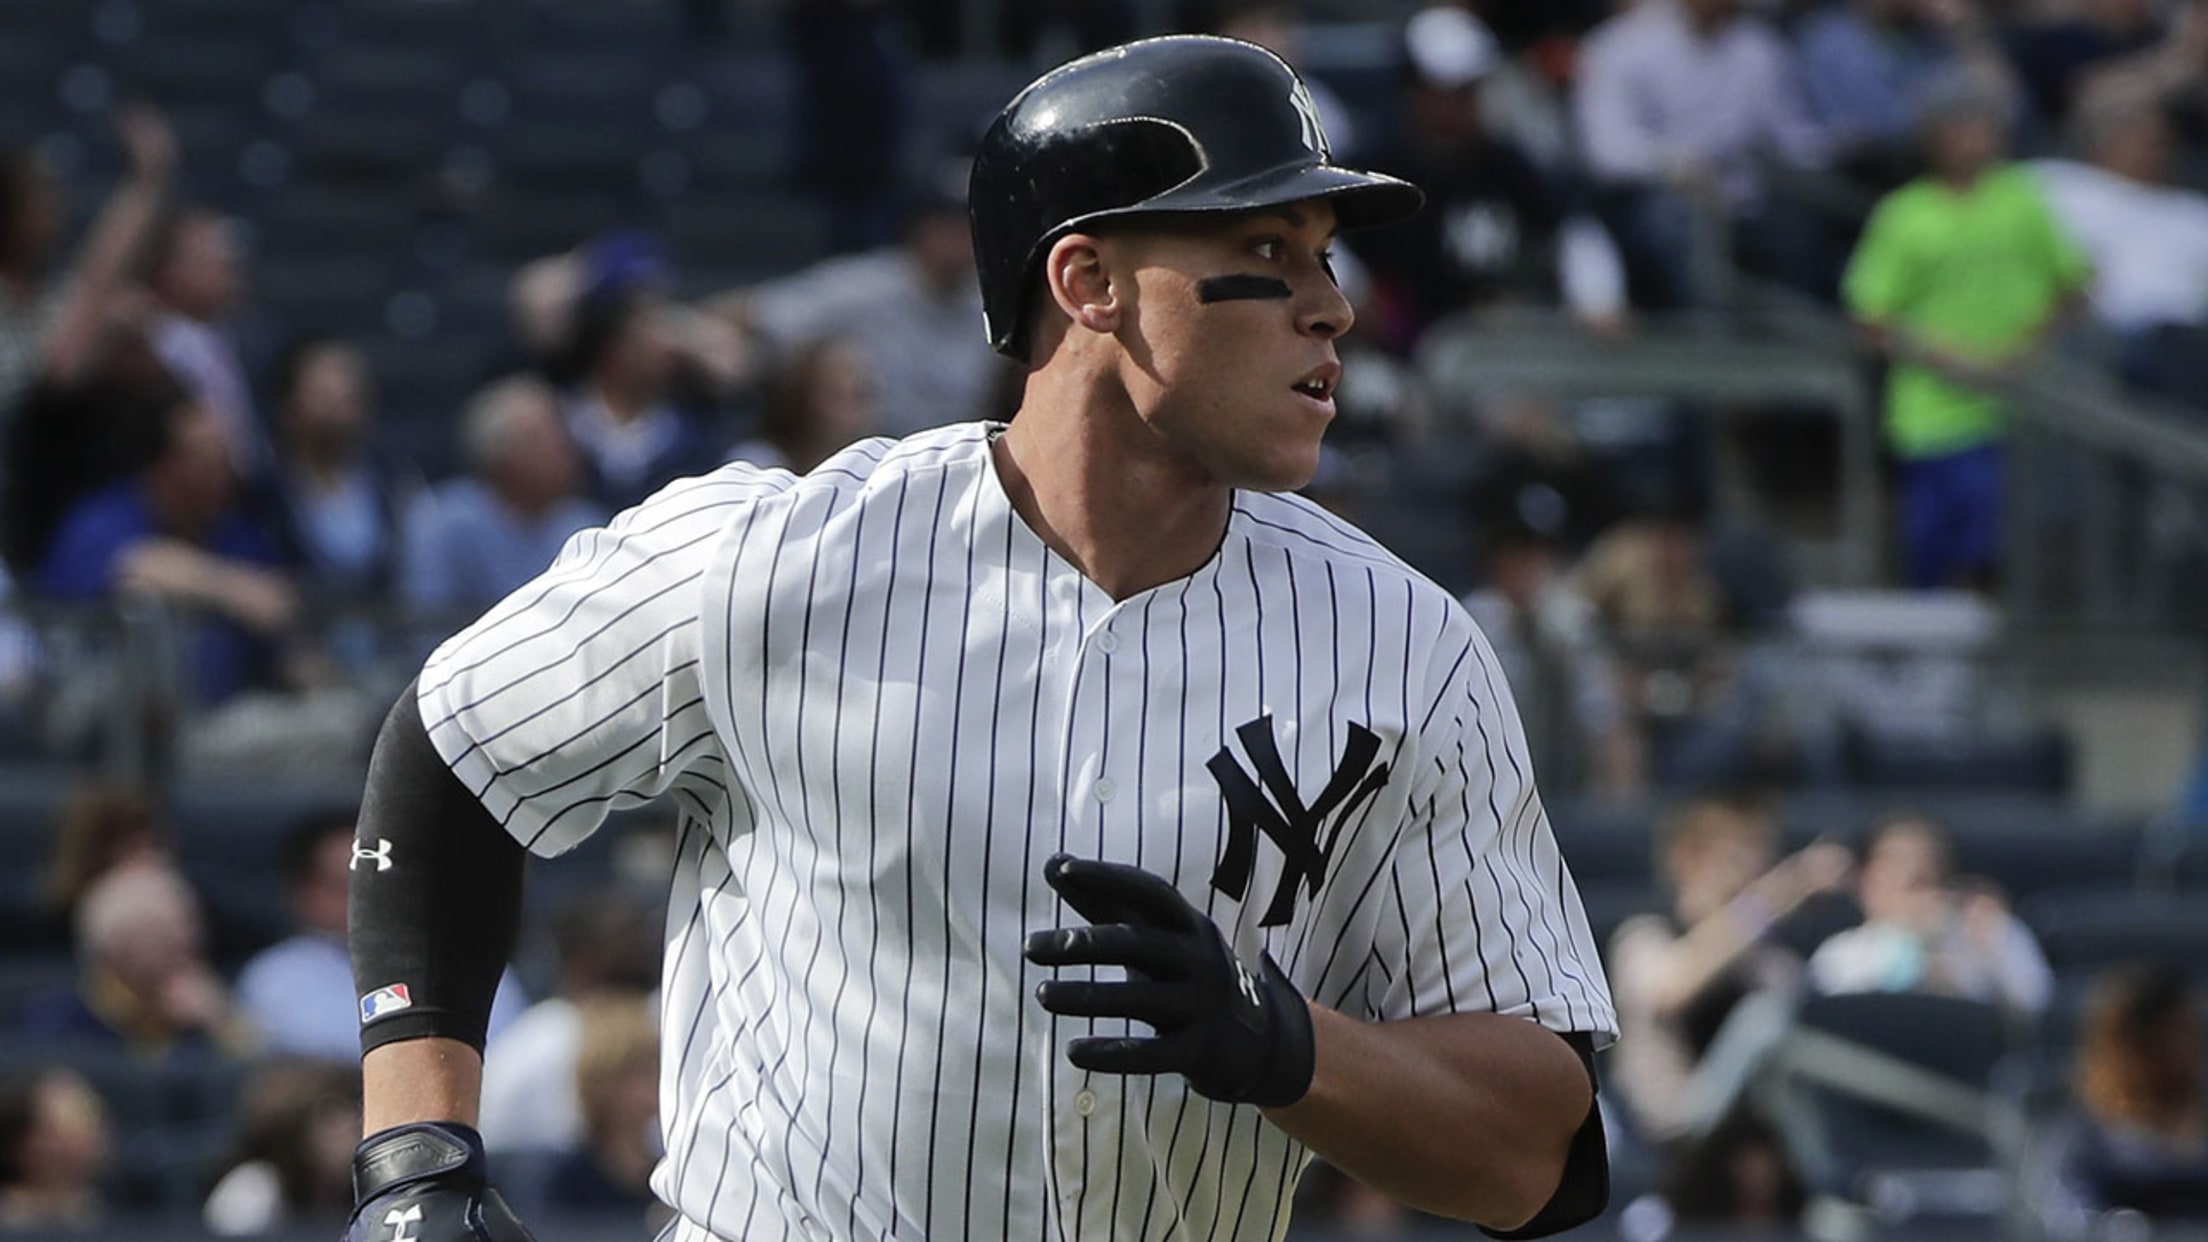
349, 683, 526, 1121
1264, 1006, 1590, 1229
362, 1038, 484, 1134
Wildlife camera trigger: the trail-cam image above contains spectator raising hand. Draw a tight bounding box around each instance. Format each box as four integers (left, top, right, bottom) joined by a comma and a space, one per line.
0, 103, 175, 415
1610, 798, 1852, 1146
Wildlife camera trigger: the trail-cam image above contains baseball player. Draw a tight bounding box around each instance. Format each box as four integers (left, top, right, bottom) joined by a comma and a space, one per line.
344, 35, 1616, 1242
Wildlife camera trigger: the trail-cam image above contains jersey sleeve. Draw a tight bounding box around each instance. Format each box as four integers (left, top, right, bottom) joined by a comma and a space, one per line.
1369, 609, 1618, 1044
416, 468, 774, 857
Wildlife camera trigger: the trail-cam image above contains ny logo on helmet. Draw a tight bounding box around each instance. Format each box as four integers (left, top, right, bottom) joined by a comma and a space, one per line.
1289, 81, 1328, 157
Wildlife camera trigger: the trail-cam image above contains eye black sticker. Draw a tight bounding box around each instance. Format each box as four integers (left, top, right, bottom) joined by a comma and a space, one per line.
1196, 274, 1293, 303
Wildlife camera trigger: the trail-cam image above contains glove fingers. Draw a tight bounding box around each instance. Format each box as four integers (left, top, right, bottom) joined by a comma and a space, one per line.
1066, 1032, 1193, 1077
1043, 854, 1199, 932
1023, 923, 1185, 977
1035, 979, 1197, 1028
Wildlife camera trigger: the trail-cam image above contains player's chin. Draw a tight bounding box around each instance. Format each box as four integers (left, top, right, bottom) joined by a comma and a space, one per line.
1232, 442, 1326, 494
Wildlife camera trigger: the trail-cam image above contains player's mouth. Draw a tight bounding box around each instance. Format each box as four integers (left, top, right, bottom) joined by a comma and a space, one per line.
1291, 362, 1340, 412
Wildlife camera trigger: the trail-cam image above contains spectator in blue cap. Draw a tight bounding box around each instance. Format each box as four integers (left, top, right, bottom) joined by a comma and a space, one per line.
555, 288, 719, 513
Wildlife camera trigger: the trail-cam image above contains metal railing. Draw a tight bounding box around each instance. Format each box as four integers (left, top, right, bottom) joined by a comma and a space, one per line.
0, 598, 479, 794
1415, 292, 2208, 633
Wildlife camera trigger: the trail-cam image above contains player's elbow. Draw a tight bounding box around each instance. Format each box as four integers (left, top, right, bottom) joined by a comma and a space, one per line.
1466, 1064, 1599, 1233
1472, 1148, 1574, 1233
1396, 1149, 1570, 1231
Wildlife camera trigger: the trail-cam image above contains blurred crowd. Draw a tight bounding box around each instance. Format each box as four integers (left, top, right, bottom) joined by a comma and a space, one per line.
0, 790, 666, 1234
1, 0, 2206, 1236
0, 0, 2196, 787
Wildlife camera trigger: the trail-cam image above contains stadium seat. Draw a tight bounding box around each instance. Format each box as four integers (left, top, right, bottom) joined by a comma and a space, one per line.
0, 766, 93, 847
107, 36, 284, 111
500, 50, 666, 126
254, 185, 420, 256
357, 333, 502, 431
1757, 992, 2020, 1222
695, 51, 801, 124
1942, 819, 2144, 906
1843, 726, 2072, 796
2021, 893, 2208, 976
286, 113, 453, 189
910, 62, 1035, 151
463, 190, 629, 263
491, 121, 657, 198
1546, 796, 1659, 888
253, 254, 399, 337
2149, 835, 2208, 893
507, 0, 684, 55
329, 0, 485, 55
0, 954, 77, 1027
666, 193, 834, 281
0, 31, 70, 141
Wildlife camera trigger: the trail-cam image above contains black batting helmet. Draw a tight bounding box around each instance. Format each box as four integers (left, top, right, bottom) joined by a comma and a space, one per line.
970, 35, 1424, 362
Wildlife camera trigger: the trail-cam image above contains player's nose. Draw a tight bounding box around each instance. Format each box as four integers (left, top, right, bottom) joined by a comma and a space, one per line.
1296, 271, 1353, 341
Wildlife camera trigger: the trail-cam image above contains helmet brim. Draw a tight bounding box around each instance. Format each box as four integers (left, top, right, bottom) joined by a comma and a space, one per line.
1072, 160, 1425, 237
989, 159, 1425, 359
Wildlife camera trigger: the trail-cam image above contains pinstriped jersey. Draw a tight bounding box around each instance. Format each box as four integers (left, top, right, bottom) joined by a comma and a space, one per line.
418, 421, 1616, 1242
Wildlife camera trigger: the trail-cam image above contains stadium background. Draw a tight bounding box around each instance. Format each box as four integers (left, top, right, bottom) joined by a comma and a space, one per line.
1, 0, 2207, 1237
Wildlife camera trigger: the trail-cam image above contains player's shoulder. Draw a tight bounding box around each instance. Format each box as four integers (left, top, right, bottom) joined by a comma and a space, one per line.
676, 424, 988, 510
773, 421, 994, 502
1232, 490, 1471, 624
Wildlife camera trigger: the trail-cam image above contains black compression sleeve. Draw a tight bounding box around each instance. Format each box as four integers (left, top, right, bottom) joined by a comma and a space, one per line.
349, 678, 526, 1056
1482, 1031, 1610, 1239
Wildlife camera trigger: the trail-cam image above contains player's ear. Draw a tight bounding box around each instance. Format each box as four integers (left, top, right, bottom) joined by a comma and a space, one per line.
1043, 233, 1121, 338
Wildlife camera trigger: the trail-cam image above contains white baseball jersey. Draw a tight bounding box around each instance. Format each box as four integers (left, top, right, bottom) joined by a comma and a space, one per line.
419, 422, 1616, 1242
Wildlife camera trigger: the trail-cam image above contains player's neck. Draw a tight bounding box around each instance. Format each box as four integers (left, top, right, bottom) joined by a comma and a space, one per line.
994, 386, 1231, 602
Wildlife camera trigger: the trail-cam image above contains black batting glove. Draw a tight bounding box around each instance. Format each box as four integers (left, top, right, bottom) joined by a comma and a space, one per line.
345, 1121, 535, 1242
1024, 853, 1316, 1108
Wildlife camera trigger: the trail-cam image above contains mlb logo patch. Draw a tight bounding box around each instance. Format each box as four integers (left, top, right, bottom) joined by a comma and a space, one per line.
360, 984, 413, 1024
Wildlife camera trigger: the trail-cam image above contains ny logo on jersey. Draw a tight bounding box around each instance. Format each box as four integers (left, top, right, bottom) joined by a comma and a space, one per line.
1206, 716, 1389, 926
1288, 81, 1327, 157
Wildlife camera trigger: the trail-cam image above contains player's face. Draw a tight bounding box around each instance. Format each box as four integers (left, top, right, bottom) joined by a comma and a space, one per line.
1109, 200, 1353, 492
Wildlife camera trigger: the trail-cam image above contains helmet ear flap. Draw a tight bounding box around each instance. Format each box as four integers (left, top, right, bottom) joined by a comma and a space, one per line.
974, 117, 1206, 363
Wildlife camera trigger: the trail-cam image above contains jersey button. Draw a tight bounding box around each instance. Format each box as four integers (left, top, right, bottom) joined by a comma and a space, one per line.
1095, 631, 1118, 654
1093, 778, 1116, 804
1074, 1090, 1098, 1116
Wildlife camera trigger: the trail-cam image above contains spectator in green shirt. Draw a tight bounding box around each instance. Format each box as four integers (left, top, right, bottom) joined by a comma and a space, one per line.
1843, 80, 2090, 590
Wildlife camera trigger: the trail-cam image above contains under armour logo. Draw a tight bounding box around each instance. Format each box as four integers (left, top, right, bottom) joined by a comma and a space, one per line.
351, 838, 394, 873
383, 1204, 423, 1242
1288, 81, 1327, 156
1207, 717, 1390, 926
1233, 960, 1263, 1011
